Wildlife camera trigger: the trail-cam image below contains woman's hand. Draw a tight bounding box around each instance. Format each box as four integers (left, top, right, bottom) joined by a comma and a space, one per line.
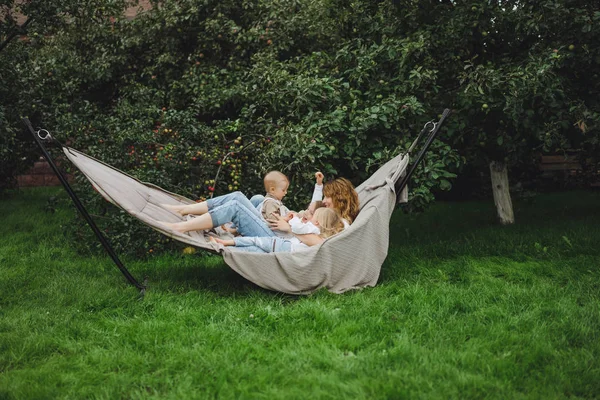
269, 214, 292, 232
284, 212, 296, 222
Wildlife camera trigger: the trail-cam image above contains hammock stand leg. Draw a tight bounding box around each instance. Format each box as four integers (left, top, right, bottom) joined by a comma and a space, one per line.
22, 118, 147, 295
395, 108, 451, 201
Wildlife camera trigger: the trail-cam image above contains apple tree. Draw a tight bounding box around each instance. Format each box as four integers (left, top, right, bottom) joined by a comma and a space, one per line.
422, 0, 600, 224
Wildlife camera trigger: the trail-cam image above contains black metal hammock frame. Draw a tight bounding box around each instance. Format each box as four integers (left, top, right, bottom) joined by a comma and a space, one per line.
23, 109, 450, 294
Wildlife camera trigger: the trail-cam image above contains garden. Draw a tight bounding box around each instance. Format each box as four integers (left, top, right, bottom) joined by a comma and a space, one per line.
1, 0, 599, 398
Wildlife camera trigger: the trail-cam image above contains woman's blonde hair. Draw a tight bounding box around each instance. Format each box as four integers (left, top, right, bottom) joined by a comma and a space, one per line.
313, 208, 344, 238
323, 178, 359, 224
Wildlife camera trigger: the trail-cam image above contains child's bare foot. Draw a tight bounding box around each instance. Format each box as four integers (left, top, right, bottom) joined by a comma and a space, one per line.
162, 203, 187, 216
209, 236, 222, 245
161, 221, 186, 234
209, 237, 234, 246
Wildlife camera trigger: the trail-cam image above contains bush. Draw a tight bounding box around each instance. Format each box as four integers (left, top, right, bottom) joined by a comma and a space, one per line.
0, 42, 40, 194
0, 107, 21, 193
4, 0, 463, 255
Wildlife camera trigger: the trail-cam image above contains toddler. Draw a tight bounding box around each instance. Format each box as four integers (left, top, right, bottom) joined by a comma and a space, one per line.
257, 171, 290, 223
221, 170, 290, 236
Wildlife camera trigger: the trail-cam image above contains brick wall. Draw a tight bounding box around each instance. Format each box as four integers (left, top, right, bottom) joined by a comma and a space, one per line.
125, 0, 153, 20
16, 157, 71, 188
8, 0, 153, 25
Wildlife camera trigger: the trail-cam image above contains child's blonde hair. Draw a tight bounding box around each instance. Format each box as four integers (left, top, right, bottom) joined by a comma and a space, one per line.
313, 208, 344, 238
263, 171, 288, 191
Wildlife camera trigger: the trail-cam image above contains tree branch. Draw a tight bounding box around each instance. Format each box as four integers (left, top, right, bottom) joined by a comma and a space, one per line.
0, 16, 32, 53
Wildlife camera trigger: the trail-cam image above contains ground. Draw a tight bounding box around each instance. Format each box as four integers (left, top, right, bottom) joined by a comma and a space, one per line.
0, 188, 598, 399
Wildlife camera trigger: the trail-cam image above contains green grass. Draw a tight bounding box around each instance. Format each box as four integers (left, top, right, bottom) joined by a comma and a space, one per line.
1, 188, 599, 399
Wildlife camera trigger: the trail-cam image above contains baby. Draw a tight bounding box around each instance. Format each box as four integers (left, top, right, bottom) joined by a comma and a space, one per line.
258, 171, 290, 223
221, 170, 290, 236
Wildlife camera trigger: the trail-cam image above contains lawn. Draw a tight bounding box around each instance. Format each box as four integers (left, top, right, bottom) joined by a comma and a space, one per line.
1, 188, 599, 399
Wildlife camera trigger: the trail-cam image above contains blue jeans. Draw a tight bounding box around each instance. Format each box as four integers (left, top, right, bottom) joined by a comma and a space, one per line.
232, 236, 293, 253
249, 194, 265, 209
206, 192, 275, 238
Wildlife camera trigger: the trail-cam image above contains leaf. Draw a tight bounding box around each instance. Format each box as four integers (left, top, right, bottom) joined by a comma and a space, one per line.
439, 179, 452, 190
497, 136, 504, 146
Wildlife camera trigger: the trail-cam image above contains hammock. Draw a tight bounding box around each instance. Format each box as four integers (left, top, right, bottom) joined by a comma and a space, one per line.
24, 110, 449, 295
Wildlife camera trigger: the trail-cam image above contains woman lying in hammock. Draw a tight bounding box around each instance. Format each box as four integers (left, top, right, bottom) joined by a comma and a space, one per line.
159, 172, 359, 244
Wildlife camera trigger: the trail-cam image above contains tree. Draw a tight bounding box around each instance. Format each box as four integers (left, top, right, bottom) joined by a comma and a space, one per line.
4, 0, 598, 229
0, 0, 131, 192
403, 0, 600, 224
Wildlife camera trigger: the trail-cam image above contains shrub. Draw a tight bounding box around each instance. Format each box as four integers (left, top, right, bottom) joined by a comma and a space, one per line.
4, 0, 462, 255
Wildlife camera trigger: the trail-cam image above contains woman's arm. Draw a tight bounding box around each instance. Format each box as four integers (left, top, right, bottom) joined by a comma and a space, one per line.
307, 172, 324, 212
269, 215, 292, 232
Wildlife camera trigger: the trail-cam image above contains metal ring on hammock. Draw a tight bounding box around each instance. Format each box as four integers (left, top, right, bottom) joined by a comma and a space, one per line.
37, 129, 52, 141
423, 121, 436, 132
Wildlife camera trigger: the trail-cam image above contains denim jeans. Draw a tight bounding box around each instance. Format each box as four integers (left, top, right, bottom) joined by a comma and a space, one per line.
249, 194, 265, 209
206, 192, 275, 238
232, 236, 293, 253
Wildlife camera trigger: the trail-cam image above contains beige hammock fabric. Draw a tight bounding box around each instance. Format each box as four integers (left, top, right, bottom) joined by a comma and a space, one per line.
63, 147, 409, 294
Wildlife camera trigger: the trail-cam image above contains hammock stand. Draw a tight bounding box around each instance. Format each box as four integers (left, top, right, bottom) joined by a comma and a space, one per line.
23, 109, 450, 295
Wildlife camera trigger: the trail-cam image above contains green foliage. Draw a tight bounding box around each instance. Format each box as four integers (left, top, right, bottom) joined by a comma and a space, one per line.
4, 0, 598, 251
433, 1, 600, 187
2, 0, 462, 254
0, 0, 130, 192
0, 39, 33, 193
0, 107, 19, 192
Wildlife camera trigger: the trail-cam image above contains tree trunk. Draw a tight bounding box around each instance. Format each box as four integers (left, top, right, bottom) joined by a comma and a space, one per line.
489, 160, 515, 225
